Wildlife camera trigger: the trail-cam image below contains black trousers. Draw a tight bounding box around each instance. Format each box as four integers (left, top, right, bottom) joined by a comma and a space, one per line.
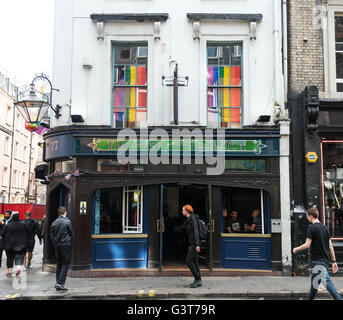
55, 245, 71, 286
6, 249, 26, 268
0, 241, 3, 266
186, 244, 201, 281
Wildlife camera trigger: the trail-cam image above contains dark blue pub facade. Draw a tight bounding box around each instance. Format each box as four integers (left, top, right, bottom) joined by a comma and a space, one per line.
40, 126, 282, 272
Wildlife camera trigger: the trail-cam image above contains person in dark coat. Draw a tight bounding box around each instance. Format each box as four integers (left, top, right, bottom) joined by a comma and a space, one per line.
1, 210, 13, 272
0, 217, 5, 268
22, 211, 42, 269
0, 213, 29, 278
50, 206, 74, 291
182, 204, 202, 288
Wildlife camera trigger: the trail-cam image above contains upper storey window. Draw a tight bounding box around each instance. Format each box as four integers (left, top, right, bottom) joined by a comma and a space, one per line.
207, 43, 243, 128
112, 43, 148, 128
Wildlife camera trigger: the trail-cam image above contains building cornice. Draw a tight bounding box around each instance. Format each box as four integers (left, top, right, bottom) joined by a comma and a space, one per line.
186, 13, 263, 23
90, 13, 169, 22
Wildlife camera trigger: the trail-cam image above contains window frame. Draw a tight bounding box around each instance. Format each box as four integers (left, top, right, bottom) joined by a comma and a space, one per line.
325, 5, 343, 96
200, 35, 248, 128
206, 41, 244, 128
93, 186, 144, 235
111, 42, 148, 129
122, 186, 144, 233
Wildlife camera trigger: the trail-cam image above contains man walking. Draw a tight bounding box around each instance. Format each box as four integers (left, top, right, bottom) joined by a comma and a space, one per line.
50, 206, 74, 291
182, 204, 202, 288
23, 211, 42, 269
293, 207, 341, 300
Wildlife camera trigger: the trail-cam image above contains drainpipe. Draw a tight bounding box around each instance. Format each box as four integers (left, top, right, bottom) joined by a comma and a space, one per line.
282, 0, 288, 106
277, 0, 292, 274
273, 0, 282, 108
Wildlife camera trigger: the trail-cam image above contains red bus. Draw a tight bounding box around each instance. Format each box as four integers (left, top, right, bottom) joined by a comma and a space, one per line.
1, 204, 45, 221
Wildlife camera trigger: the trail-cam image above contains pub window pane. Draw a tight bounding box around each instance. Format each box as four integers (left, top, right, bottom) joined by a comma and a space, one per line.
123, 186, 143, 233
335, 16, 343, 43
113, 43, 148, 128
335, 15, 343, 90
225, 159, 266, 172
93, 186, 143, 234
336, 52, 343, 78
207, 43, 243, 128
322, 142, 343, 238
222, 187, 266, 234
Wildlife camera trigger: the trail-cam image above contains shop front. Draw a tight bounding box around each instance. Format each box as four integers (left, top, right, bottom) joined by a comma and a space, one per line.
316, 99, 343, 265
42, 127, 282, 272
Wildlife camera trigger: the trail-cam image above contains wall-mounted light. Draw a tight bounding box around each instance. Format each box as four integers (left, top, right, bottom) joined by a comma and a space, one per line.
82, 57, 93, 70
71, 114, 85, 123
257, 115, 271, 122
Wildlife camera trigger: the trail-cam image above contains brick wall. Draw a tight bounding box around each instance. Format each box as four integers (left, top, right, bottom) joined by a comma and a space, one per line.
288, 0, 324, 93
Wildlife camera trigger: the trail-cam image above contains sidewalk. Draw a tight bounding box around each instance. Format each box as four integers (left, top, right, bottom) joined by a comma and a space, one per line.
1, 243, 343, 300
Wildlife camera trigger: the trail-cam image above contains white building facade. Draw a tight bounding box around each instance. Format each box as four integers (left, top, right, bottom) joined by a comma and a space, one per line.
0, 66, 46, 207
44, 0, 291, 273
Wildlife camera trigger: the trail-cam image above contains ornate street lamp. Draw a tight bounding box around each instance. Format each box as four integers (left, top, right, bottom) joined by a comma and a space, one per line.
14, 73, 61, 124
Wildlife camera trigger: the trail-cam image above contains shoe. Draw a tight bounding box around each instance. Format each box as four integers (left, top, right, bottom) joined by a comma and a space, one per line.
22, 266, 26, 272
6, 272, 12, 278
55, 284, 68, 291
15, 270, 21, 279
26, 263, 31, 269
189, 280, 202, 288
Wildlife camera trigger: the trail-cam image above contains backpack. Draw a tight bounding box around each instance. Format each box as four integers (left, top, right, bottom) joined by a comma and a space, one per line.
198, 218, 208, 240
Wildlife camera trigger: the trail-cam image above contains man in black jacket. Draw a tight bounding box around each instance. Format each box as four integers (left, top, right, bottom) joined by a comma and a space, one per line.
182, 204, 202, 288
22, 211, 42, 269
50, 206, 74, 291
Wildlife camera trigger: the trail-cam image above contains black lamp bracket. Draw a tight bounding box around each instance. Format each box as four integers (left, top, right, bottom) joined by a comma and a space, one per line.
31, 73, 61, 119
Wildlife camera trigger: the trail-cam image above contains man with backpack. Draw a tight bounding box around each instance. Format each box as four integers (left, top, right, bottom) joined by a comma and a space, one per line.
182, 204, 202, 288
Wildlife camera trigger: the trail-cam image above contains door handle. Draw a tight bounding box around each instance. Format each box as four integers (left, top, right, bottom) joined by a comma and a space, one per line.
157, 219, 160, 232
162, 217, 165, 233
207, 220, 214, 232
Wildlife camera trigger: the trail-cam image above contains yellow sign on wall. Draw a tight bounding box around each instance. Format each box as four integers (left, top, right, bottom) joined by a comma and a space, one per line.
305, 152, 318, 163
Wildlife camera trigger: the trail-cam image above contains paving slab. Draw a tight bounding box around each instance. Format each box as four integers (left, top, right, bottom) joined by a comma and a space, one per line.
1, 243, 343, 300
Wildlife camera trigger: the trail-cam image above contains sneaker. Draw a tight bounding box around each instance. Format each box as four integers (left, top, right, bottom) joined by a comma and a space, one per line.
55, 284, 68, 291
15, 270, 21, 279
6, 272, 12, 278
26, 263, 31, 269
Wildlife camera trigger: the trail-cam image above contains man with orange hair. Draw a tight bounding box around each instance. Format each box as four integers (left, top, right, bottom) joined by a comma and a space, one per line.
182, 204, 202, 288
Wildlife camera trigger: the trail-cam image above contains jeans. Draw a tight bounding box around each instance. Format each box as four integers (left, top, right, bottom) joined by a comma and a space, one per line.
186, 244, 201, 281
55, 245, 71, 286
308, 260, 342, 300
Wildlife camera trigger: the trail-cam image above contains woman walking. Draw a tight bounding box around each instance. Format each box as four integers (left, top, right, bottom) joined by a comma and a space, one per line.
182, 204, 202, 288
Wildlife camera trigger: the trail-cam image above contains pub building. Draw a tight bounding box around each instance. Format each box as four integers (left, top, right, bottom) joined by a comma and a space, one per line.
42, 127, 282, 273
38, 0, 291, 275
